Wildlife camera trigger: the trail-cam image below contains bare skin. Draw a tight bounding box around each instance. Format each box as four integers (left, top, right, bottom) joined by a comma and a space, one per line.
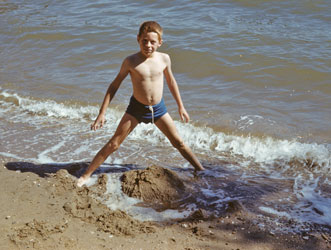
77, 31, 204, 187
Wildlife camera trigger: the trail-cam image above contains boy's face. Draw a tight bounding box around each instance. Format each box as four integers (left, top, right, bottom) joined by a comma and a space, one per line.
137, 32, 162, 57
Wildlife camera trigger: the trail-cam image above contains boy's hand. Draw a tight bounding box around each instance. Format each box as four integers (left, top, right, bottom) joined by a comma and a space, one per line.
179, 107, 190, 123
91, 114, 106, 131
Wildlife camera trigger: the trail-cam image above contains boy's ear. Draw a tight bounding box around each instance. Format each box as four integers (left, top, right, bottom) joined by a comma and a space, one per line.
158, 39, 163, 47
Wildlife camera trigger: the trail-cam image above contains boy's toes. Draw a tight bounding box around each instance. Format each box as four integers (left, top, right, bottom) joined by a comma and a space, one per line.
77, 177, 88, 187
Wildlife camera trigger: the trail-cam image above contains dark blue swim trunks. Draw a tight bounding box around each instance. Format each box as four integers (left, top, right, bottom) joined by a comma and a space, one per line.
126, 96, 167, 124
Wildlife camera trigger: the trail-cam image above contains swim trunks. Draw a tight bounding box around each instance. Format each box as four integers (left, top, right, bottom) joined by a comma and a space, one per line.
126, 96, 168, 124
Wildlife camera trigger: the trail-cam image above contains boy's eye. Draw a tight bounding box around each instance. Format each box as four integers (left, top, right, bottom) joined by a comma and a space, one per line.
142, 39, 156, 44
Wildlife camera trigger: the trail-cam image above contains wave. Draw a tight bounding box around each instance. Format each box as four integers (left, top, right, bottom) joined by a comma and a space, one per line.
1, 89, 330, 174
0, 89, 99, 121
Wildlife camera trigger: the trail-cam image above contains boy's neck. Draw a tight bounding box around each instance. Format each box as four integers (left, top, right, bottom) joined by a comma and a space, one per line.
138, 51, 157, 60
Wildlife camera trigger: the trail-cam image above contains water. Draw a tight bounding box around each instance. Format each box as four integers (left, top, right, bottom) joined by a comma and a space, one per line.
1, 0, 330, 232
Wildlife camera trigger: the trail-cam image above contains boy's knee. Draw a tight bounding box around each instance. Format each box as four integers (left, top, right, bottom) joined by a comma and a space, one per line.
104, 140, 120, 153
171, 138, 185, 150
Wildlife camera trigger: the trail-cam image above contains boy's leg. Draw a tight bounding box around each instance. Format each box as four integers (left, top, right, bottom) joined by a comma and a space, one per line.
77, 113, 138, 186
155, 113, 205, 171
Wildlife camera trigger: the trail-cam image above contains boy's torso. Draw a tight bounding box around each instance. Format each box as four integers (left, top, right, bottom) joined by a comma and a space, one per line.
128, 52, 167, 105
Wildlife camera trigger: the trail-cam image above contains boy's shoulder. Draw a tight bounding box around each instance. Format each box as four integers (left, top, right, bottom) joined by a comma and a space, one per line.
157, 51, 170, 60
154, 52, 171, 64
154, 51, 169, 57
121, 52, 140, 69
125, 52, 140, 62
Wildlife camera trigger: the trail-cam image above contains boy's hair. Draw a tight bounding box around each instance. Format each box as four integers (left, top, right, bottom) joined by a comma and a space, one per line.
138, 21, 163, 41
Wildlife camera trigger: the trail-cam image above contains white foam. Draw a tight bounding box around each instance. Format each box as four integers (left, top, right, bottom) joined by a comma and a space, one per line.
175, 122, 330, 173
73, 143, 90, 155
235, 115, 264, 130
37, 141, 66, 163
293, 177, 331, 225
0, 152, 22, 160
259, 206, 291, 218
127, 119, 331, 174
83, 174, 99, 187
0, 89, 123, 122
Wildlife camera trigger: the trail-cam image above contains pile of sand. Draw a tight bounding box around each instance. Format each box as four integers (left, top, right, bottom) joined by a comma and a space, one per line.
121, 165, 187, 208
56, 169, 156, 236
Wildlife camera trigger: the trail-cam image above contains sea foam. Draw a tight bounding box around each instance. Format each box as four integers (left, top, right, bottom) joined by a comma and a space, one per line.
1, 89, 330, 174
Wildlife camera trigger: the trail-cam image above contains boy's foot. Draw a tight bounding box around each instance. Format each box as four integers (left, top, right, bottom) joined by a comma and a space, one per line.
194, 165, 205, 172
77, 176, 89, 187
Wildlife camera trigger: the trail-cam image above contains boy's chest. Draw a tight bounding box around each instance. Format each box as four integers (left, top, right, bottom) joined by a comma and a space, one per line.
132, 60, 166, 80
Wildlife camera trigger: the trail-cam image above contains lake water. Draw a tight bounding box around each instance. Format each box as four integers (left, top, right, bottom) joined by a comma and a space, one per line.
1, 0, 330, 232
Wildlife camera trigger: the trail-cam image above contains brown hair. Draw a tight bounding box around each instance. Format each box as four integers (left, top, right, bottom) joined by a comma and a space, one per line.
138, 21, 163, 41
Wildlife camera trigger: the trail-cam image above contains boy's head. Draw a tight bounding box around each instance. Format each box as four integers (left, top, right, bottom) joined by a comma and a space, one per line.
138, 21, 163, 42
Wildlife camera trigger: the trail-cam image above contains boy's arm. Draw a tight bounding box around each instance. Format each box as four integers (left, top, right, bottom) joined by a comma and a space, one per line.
91, 58, 130, 130
163, 54, 190, 123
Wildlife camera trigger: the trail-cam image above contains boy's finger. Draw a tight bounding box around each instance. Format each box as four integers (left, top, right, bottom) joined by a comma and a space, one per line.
185, 113, 190, 123
100, 119, 106, 128
91, 122, 98, 131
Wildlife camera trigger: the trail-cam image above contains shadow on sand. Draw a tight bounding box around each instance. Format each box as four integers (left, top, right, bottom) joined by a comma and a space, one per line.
5, 161, 138, 178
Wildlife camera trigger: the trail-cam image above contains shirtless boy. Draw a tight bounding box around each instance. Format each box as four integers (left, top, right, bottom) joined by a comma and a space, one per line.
77, 21, 204, 187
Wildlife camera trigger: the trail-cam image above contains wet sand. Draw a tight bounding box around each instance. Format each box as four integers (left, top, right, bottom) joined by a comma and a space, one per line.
0, 157, 329, 250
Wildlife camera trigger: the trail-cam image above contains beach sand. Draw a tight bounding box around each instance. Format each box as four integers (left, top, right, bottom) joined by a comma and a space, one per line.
0, 157, 329, 250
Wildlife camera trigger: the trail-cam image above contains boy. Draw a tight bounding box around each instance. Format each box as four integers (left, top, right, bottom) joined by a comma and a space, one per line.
77, 21, 204, 187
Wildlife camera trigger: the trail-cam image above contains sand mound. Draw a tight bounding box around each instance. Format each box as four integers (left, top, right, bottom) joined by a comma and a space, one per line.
54, 170, 156, 236
121, 165, 186, 206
